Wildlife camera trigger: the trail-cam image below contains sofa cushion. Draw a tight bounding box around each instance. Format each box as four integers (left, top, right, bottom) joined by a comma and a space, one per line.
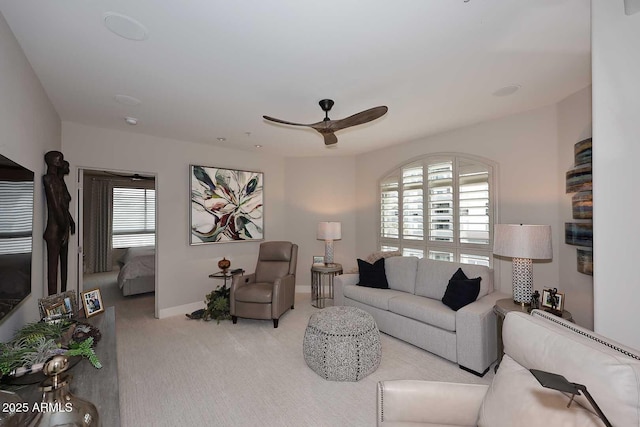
441, 277, 481, 311
477, 355, 601, 427
415, 259, 493, 300
384, 256, 418, 294
388, 294, 456, 332
356, 258, 389, 289
343, 284, 406, 311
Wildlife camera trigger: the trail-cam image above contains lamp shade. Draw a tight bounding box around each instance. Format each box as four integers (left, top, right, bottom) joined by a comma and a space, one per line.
493, 224, 552, 260
317, 222, 341, 240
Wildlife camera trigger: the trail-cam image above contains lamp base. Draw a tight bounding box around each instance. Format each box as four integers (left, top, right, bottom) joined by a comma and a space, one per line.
324, 240, 334, 265
512, 257, 533, 305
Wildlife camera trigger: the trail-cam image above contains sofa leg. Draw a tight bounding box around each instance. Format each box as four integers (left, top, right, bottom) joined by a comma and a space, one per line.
273, 319, 279, 328
459, 365, 490, 377
291, 304, 295, 310
232, 316, 237, 324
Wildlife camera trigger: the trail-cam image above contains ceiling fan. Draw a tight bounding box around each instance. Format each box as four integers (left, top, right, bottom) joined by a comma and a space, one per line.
104, 171, 154, 181
263, 99, 388, 146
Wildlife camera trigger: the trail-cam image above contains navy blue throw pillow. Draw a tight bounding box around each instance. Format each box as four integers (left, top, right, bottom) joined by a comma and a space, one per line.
442, 276, 481, 311
357, 258, 389, 289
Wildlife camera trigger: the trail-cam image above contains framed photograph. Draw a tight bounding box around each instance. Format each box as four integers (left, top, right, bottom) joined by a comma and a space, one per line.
38, 290, 78, 319
190, 165, 264, 244
313, 256, 325, 265
81, 288, 104, 318
541, 288, 564, 312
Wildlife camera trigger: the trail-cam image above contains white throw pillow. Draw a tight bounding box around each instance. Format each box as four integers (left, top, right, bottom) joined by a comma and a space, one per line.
477, 355, 601, 427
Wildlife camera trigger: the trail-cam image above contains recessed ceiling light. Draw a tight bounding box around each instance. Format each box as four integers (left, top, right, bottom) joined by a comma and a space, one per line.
115, 94, 141, 106
104, 12, 149, 41
124, 117, 138, 125
492, 85, 521, 97
217, 137, 227, 142
254, 144, 262, 148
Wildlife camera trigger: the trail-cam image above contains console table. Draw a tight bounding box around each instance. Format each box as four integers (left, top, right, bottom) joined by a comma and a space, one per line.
0, 306, 120, 426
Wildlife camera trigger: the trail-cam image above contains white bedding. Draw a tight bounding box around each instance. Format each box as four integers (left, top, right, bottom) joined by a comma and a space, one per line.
117, 246, 155, 290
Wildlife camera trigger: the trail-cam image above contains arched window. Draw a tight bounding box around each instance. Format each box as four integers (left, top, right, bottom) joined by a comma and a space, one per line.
379, 153, 497, 266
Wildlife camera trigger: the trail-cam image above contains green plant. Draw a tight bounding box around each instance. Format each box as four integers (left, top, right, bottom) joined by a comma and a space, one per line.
203, 285, 231, 323
0, 320, 102, 376
66, 337, 102, 369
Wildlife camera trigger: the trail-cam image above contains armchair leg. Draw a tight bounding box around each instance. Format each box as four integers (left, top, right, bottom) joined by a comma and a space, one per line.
291, 304, 295, 310
273, 319, 279, 328
232, 316, 237, 324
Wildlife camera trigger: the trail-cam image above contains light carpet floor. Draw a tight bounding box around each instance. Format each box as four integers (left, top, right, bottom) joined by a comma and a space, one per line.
86, 272, 494, 427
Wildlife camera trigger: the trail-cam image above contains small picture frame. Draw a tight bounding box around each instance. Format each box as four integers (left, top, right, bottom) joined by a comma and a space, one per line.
81, 288, 105, 318
38, 290, 78, 320
541, 288, 564, 312
46, 302, 66, 317
313, 256, 325, 265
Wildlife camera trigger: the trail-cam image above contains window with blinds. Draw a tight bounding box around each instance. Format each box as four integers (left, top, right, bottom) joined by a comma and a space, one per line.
0, 181, 33, 254
112, 187, 156, 248
379, 154, 495, 266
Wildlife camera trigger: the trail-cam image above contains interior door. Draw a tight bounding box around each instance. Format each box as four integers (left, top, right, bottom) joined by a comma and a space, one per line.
76, 168, 84, 296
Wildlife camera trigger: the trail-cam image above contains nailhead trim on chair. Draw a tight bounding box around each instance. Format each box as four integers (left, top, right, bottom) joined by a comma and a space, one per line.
531, 310, 640, 360
378, 382, 385, 423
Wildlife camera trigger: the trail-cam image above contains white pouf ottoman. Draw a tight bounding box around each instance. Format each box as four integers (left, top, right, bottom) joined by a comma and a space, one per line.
303, 306, 381, 381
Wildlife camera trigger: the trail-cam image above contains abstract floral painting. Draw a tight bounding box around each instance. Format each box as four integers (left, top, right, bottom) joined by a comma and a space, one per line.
190, 165, 263, 244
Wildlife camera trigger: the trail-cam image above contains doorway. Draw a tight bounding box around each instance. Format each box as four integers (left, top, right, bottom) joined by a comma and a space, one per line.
77, 168, 157, 318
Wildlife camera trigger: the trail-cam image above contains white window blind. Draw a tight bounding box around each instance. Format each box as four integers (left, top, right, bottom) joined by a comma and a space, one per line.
402, 164, 423, 240
112, 187, 156, 248
380, 177, 399, 238
0, 181, 33, 254
379, 154, 495, 266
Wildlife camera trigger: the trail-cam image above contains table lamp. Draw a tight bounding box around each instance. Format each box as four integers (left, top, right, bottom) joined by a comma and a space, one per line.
493, 224, 552, 305
317, 222, 341, 266
530, 369, 612, 427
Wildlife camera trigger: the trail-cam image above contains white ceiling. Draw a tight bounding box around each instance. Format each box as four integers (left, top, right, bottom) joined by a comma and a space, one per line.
0, 0, 591, 157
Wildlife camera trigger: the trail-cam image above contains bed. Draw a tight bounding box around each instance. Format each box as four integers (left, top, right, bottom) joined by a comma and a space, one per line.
117, 246, 155, 296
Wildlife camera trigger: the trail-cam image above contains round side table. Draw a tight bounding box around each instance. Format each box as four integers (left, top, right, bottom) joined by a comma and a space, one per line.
493, 298, 573, 371
311, 264, 342, 308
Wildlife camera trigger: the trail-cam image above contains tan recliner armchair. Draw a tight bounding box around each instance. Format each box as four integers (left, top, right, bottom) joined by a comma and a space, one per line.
230, 241, 298, 328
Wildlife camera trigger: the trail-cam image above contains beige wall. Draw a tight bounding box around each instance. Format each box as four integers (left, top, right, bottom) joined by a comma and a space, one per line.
354, 105, 563, 298
556, 87, 593, 329
62, 122, 286, 318
283, 156, 357, 289
592, 2, 640, 349
0, 13, 61, 340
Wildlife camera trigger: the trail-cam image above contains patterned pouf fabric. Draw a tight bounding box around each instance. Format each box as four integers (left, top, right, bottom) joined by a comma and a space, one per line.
303, 306, 381, 381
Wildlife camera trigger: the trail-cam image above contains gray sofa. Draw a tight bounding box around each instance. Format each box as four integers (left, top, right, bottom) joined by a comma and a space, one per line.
334, 256, 508, 375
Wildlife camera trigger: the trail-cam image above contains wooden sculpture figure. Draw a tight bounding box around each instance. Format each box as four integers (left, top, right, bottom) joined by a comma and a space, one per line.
43, 151, 75, 295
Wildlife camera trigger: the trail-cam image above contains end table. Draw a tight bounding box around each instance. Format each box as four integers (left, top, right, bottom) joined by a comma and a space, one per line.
311, 264, 343, 308
208, 269, 244, 287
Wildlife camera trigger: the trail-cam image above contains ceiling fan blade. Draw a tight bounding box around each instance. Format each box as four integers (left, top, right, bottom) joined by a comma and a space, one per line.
328, 106, 388, 132
263, 116, 315, 127
322, 132, 338, 146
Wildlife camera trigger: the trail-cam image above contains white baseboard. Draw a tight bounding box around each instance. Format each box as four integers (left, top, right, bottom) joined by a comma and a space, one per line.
158, 301, 204, 319
159, 289, 310, 319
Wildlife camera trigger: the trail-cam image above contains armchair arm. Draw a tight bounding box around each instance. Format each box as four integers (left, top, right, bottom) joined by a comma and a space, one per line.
230, 273, 255, 314
456, 291, 509, 374
377, 380, 488, 426
334, 273, 359, 306
272, 273, 295, 318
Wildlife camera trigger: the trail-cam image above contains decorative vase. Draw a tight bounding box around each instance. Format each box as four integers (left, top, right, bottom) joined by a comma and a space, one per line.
218, 257, 231, 273
27, 355, 99, 427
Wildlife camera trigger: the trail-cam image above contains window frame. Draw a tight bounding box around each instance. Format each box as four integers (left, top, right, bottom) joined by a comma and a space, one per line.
112, 184, 156, 249
378, 153, 497, 266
